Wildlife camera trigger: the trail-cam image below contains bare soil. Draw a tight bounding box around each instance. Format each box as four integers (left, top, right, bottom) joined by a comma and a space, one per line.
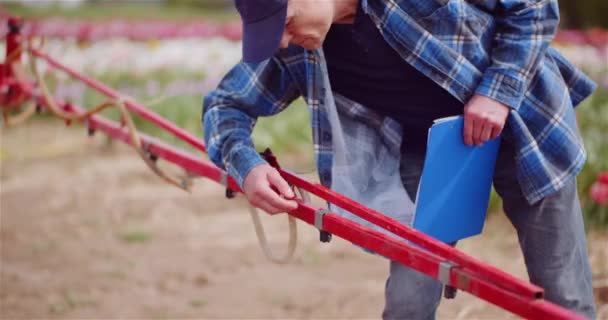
1, 120, 607, 319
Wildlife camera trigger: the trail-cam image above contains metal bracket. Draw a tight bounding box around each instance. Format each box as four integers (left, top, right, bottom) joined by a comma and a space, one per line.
84, 118, 95, 137
220, 171, 236, 199
142, 142, 158, 162
314, 209, 332, 243
314, 209, 329, 230
444, 285, 458, 299
439, 261, 458, 299
219, 171, 228, 187
8, 17, 23, 33
438, 261, 455, 285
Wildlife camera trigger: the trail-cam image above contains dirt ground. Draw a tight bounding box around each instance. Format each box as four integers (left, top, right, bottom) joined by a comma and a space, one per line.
1, 120, 607, 319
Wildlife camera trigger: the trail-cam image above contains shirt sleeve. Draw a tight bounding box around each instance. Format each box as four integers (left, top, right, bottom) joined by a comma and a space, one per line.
202, 57, 302, 188
475, 0, 560, 110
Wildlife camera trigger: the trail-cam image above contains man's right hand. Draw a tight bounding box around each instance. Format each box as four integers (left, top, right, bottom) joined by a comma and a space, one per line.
242, 164, 298, 214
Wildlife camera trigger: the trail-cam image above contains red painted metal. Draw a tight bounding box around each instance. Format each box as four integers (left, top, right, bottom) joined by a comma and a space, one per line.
3, 17, 587, 319
281, 170, 543, 299
5, 17, 22, 65
29, 47, 208, 154
321, 215, 583, 320
29, 45, 543, 301
2, 17, 26, 107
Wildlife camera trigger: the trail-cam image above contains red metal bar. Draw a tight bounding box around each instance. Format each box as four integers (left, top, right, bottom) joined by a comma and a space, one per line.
28, 45, 543, 301
281, 170, 543, 300
2, 17, 25, 107
4, 18, 22, 67
85, 110, 242, 192
29, 47, 208, 154
322, 215, 583, 320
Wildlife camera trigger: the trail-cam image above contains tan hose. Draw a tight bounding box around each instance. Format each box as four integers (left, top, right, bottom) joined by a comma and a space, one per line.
2, 100, 36, 127
5, 37, 307, 266
27, 43, 190, 192
113, 97, 192, 192
1, 54, 37, 127
8, 38, 307, 264
247, 187, 310, 264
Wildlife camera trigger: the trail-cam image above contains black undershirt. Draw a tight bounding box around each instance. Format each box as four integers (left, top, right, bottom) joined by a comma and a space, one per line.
323, 4, 464, 151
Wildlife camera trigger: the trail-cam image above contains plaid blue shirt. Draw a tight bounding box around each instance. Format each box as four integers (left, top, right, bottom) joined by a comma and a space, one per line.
203, 0, 596, 204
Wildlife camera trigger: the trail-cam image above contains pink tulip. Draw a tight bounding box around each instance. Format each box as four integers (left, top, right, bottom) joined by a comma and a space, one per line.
590, 172, 608, 206
598, 172, 608, 184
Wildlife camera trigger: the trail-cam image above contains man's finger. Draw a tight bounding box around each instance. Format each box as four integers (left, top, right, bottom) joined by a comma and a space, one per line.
480, 122, 493, 144
490, 125, 503, 140
258, 185, 298, 212
472, 118, 484, 146
267, 170, 295, 199
463, 114, 474, 146
255, 200, 283, 215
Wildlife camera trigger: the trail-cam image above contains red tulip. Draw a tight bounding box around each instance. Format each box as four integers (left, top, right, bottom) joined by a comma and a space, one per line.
585, 28, 608, 49
598, 172, 608, 185
221, 22, 243, 41
590, 172, 608, 206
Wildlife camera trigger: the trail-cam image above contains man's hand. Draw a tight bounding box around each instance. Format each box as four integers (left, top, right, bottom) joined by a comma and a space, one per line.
463, 95, 510, 146
242, 164, 298, 214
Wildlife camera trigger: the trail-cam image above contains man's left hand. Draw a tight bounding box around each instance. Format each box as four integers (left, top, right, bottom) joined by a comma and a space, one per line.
463, 95, 510, 146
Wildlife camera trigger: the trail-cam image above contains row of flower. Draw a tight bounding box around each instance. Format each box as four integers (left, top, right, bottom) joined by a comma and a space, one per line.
26, 38, 242, 83
0, 17, 242, 41
2, 39, 605, 88
1, 16, 607, 46
5, 38, 600, 129
0, 17, 605, 85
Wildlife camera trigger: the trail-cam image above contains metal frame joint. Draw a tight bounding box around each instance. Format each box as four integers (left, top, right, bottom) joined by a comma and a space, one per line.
439, 261, 458, 299
314, 209, 332, 243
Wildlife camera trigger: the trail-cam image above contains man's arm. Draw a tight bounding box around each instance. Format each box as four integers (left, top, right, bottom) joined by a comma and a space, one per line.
203, 57, 301, 212
475, 0, 560, 109
464, 0, 560, 145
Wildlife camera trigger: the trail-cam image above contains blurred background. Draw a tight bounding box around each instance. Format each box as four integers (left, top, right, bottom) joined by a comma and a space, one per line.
1, 1, 606, 319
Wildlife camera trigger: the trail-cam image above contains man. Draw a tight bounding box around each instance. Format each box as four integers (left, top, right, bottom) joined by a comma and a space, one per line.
203, 0, 598, 318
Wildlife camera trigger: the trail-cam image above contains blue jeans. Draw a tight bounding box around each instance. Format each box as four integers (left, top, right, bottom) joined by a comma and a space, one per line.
383, 142, 597, 319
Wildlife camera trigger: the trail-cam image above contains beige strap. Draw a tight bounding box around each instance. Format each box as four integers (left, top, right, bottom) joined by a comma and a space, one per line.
247, 187, 309, 264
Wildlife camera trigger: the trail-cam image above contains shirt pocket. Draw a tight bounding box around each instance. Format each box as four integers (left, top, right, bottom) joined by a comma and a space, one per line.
417, 0, 493, 69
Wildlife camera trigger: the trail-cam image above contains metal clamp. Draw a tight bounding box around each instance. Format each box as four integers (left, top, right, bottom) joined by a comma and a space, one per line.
141, 141, 158, 162
314, 209, 330, 230
220, 171, 236, 199
84, 118, 95, 137
314, 209, 332, 243
439, 261, 458, 299
438, 261, 455, 285
219, 171, 228, 187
